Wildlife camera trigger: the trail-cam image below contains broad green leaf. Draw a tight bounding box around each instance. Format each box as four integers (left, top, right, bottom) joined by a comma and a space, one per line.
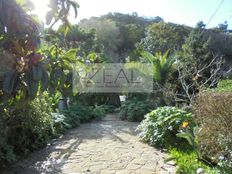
164, 156, 176, 163
176, 132, 194, 146
63, 48, 78, 61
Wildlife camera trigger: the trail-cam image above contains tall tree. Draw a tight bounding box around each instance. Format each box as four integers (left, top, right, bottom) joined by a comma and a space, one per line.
138, 22, 190, 54
79, 17, 121, 62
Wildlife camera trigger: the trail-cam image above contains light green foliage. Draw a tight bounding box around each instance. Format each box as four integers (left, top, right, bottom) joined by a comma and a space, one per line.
211, 79, 232, 92
125, 51, 175, 85
169, 148, 219, 174
141, 51, 175, 85
137, 107, 193, 148
176, 127, 199, 153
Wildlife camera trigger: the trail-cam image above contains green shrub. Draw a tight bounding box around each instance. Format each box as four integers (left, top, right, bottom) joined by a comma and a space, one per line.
103, 104, 117, 113
169, 148, 219, 174
61, 103, 108, 128
6, 94, 54, 151
210, 80, 232, 92
137, 106, 193, 148
0, 117, 15, 163
0, 92, 54, 165
119, 99, 154, 122
51, 112, 69, 133
92, 105, 107, 119
194, 92, 232, 170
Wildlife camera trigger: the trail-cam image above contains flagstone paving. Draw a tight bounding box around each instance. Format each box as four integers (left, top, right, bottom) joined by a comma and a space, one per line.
4, 114, 176, 174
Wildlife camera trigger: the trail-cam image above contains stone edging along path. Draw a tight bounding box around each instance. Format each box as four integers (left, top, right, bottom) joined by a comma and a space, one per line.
4, 114, 176, 174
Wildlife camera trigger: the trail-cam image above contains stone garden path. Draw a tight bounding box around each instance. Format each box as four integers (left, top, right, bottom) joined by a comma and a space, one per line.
4, 114, 176, 174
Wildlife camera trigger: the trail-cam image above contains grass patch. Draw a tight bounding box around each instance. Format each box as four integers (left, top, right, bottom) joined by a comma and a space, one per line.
169, 148, 219, 174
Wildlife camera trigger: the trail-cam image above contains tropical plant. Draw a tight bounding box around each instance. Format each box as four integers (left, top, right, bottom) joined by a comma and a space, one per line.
140, 51, 175, 85
0, 0, 79, 99
40, 45, 78, 97
176, 126, 199, 158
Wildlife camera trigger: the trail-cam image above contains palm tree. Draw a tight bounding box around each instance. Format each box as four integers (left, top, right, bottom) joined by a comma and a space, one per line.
140, 50, 175, 86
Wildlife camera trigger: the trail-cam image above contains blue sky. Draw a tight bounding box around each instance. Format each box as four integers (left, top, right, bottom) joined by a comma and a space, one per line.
31, 0, 232, 29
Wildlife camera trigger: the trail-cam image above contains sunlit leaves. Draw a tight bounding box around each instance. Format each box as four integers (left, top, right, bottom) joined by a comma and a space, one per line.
46, 0, 79, 34
140, 50, 174, 85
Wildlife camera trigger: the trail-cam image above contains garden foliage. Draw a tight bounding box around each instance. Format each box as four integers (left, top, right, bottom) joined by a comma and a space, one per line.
137, 106, 193, 148
119, 99, 154, 122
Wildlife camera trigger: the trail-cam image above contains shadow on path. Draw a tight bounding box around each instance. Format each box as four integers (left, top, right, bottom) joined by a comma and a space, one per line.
3, 114, 176, 174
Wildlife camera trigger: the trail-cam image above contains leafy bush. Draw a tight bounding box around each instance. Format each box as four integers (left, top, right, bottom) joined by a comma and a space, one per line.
7, 95, 53, 151
137, 106, 193, 148
51, 112, 69, 133
0, 93, 109, 166
0, 118, 15, 163
0, 92, 54, 165
194, 92, 232, 169
211, 79, 232, 92
119, 99, 154, 122
61, 103, 108, 128
92, 105, 107, 119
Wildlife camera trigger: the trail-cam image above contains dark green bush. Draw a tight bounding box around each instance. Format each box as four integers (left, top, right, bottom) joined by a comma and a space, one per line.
7, 95, 53, 151
0, 93, 54, 165
92, 105, 107, 119
51, 112, 70, 133
61, 103, 108, 127
0, 93, 109, 166
0, 118, 15, 163
137, 106, 193, 148
119, 99, 154, 122
194, 92, 232, 170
